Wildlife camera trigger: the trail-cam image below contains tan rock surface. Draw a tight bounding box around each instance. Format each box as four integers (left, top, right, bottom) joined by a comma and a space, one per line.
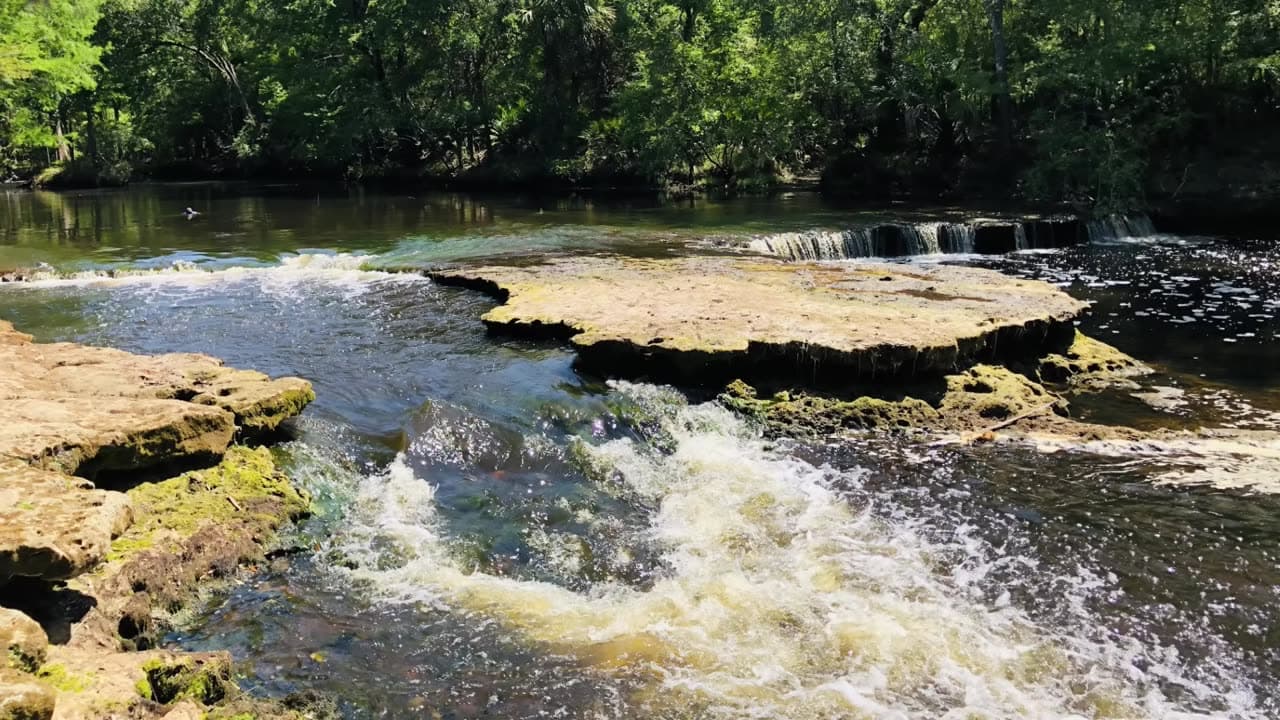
1, 607, 49, 672
0, 463, 132, 583
0, 320, 313, 584
430, 257, 1086, 383
0, 321, 314, 476
0, 670, 56, 720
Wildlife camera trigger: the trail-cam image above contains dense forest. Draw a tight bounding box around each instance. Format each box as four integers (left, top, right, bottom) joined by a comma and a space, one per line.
2, 0, 1278, 207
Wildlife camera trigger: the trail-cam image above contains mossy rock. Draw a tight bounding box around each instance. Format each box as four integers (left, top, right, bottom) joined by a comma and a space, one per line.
75, 446, 311, 649
720, 380, 939, 437
116, 445, 309, 551
1038, 331, 1146, 385
138, 655, 232, 705
721, 365, 1066, 437
34, 663, 91, 694
940, 365, 1064, 422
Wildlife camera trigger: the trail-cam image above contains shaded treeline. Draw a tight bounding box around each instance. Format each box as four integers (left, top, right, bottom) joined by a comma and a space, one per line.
2, 0, 1278, 207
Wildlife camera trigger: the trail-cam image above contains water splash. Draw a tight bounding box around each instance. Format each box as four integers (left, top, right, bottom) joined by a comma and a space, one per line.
0, 252, 422, 296
329, 382, 1259, 719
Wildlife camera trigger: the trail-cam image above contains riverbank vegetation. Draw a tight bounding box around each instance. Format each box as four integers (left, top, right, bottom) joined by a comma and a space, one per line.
2, 0, 1278, 207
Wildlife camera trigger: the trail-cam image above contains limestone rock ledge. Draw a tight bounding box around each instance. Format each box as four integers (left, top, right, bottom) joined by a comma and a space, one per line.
429, 256, 1087, 385
0, 320, 314, 477
0, 320, 313, 585
0, 320, 320, 719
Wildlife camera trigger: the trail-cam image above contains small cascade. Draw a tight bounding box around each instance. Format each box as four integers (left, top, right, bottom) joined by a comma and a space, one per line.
939, 223, 977, 253
1086, 213, 1157, 242
748, 217, 1082, 261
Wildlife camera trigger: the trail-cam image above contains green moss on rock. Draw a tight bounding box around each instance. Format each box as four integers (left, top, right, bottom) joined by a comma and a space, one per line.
74, 446, 311, 650
940, 365, 1064, 421
112, 446, 309, 561
140, 655, 231, 705
722, 380, 939, 437
35, 663, 91, 693
226, 385, 316, 436
721, 365, 1067, 437
1038, 331, 1146, 384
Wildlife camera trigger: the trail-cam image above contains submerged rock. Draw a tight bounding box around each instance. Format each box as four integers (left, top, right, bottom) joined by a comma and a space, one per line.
430, 257, 1086, 386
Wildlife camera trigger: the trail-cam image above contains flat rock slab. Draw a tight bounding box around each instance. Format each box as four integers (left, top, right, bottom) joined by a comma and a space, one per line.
0, 320, 313, 584
0, 462, 133, 583
0, 321, 313, 475
431, 257, 1087, 385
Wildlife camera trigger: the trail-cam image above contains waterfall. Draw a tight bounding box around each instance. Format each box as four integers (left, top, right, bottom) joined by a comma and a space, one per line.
939, 223, 977, 253
747, 217, 1080, 261
1086, 213, 1157, 242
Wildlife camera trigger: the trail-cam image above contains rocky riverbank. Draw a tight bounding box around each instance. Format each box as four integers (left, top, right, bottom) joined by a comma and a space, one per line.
0, 321, 322, 719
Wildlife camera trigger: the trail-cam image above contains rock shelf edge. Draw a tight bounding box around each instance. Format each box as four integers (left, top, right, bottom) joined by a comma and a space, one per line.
0, 320, 324, 720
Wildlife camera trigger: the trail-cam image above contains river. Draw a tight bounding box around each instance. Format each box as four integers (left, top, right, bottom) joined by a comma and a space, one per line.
2, 184, 1278, 719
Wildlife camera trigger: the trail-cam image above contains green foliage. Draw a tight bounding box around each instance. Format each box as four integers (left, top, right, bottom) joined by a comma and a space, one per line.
2, 0, 1277, 204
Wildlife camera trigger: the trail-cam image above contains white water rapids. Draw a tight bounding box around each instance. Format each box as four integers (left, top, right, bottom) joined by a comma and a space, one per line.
330, 383, 1260, 719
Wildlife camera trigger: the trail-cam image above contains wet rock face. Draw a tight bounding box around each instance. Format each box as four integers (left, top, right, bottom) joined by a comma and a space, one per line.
431, 257, 1086, 387
720, 336, 1151, 441
722, 365, 1075, 438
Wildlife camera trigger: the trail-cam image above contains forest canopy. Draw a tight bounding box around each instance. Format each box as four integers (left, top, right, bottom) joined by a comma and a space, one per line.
2, 0, 1278, 207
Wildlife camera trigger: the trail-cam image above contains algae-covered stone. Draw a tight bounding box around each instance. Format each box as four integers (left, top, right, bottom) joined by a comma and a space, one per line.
721, 381, 939, 437
1038, 331, 1148, 386
65, 447, 310, 651
721, 365, 1067, 438
138, 655, 232, 705
431, 256, 1085, 385
939, 365, 1064, 422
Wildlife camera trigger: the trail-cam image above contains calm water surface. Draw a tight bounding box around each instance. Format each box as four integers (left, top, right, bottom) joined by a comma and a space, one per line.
2, 185, 1278, 719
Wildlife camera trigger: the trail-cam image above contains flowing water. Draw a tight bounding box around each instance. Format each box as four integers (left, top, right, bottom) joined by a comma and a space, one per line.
2, 185, 1279, 719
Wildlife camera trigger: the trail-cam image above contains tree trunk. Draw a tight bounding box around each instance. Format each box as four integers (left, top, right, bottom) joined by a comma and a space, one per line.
54, 110, 71, 163
86, 104, 99, 171
985, 0, 1013, 153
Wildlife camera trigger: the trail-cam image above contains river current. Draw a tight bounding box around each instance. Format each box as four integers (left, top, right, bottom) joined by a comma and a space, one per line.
2, 186, 1278, 719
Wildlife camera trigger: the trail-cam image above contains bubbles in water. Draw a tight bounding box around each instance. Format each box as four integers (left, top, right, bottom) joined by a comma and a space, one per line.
327, 382, 1262, 719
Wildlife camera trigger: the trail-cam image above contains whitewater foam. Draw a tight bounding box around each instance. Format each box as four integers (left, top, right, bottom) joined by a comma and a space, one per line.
2, 252, 422, 296
329, 382, 1260, 719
